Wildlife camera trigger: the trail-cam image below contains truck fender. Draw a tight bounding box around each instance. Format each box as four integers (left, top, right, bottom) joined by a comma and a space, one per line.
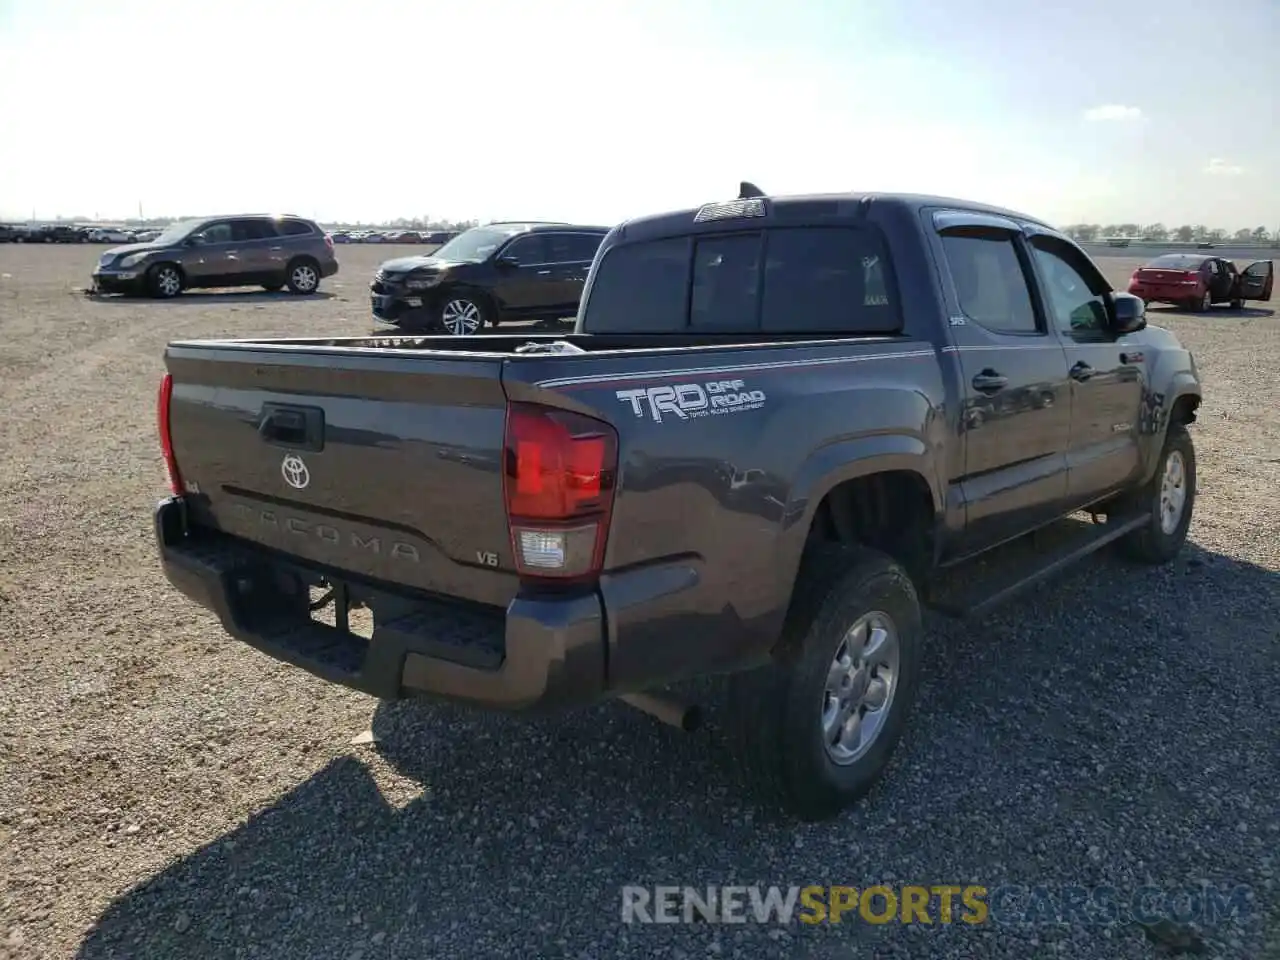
1137, 373, 1200, 485
774, 433, 942, 609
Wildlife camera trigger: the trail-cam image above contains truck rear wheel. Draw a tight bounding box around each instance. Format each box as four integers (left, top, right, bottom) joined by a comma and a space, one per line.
727, 545, 922, 821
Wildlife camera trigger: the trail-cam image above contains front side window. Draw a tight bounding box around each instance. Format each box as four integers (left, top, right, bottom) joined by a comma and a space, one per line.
192, 222, 234, 245
1029, 237, 1110, 335
502, 234, 549, 264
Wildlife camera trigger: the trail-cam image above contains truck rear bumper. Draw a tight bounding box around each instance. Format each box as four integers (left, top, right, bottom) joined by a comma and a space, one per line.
154, 497, 606, 710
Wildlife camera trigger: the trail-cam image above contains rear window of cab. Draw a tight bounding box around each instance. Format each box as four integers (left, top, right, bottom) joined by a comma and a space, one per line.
580, 226, 901, 335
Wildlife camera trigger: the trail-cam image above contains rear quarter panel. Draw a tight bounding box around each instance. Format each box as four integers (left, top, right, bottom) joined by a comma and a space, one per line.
506, 339, 948, 688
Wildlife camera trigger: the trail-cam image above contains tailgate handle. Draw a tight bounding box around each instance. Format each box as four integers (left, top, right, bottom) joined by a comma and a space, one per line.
258, 403, 325, 451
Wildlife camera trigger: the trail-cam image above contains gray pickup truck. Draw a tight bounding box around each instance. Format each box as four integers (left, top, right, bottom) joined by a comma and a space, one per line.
153, 186, 1202, 820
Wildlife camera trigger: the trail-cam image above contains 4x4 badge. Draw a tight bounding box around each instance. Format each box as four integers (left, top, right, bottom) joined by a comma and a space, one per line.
281, 454, 310, 490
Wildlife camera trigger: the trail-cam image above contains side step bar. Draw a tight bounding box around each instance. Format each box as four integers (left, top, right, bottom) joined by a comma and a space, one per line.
928, 513, 1148, 621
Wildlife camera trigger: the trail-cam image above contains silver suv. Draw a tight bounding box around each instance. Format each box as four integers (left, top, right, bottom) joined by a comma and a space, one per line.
91, 214, 339, 298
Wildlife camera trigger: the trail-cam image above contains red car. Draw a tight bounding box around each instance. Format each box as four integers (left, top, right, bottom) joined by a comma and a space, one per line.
1128, 254, 1274, 312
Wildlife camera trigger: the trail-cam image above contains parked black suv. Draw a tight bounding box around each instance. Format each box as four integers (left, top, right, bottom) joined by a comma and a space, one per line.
370, 222, 609, 334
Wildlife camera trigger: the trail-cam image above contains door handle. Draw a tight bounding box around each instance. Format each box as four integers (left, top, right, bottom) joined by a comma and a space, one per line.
536, 270, 552, 276
269, 246, 283, 251
971, 370, 1008, 393
1070, 361, 1095, 382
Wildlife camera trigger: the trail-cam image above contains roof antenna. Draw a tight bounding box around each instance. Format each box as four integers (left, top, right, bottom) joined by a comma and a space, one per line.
738, 181, 765, 199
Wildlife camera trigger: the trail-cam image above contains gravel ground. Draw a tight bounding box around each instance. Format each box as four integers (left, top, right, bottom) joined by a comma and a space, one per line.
0, 244, 1277, 960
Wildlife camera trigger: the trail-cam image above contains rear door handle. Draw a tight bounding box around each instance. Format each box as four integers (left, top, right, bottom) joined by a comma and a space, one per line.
971, 370, 1008, 393
536, 270, 552, 276
1070, 361, 1095, 382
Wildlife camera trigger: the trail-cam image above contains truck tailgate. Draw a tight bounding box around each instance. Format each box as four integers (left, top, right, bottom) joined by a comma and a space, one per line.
164, 344, 516, 608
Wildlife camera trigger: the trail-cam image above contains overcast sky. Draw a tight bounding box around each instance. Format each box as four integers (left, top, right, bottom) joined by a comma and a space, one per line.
0, 0, 1275, 229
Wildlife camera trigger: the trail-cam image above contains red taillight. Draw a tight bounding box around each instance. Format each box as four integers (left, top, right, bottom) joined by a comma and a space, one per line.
324, 233, 334, 251
502, 402, 618, 580
156, 372, 183, 496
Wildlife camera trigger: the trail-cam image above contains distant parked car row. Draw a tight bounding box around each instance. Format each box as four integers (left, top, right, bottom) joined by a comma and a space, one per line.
0, 223, 161, 243
329, 229, 459, 245
82, 212, 605, 328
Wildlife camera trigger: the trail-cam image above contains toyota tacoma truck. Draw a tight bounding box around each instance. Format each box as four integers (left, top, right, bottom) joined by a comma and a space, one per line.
152, 185, 1202, 821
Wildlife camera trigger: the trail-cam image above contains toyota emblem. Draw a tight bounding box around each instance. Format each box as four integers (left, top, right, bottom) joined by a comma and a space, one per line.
281, 454, 310, 490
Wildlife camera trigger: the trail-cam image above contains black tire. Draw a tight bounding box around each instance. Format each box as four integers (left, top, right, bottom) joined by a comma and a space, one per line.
147, 263, 183, 299
285, 258, 321, 295
1112, 422, 1196, 564
726, 544, 923, 821
262, 282, 284, 293
434, 289, 493, 335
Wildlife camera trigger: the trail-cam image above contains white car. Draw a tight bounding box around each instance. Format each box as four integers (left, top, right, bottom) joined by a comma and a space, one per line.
88, 228, 133, 243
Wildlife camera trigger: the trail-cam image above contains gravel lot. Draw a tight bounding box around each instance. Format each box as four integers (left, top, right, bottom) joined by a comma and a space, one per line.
1, 243, 1277, 960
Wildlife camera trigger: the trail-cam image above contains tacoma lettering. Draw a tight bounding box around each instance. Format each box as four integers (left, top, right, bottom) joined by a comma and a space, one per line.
229, 503, 421, 562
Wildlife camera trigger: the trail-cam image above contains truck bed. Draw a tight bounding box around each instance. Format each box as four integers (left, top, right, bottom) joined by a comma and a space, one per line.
170, 330, 910, 356
163, 329, 931, 609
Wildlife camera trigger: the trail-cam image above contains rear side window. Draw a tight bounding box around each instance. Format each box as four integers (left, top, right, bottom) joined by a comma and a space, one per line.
941, 233, 1039, 334
580, 237, 690, 332
277, 219, 314, 237
234, 219, 278, 241
760, 227, 898, 333
582, 226, 901, 334
548, 232, 604, 263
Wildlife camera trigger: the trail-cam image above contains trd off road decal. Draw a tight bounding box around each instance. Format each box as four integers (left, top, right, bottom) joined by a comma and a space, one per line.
615, 379, 766, 424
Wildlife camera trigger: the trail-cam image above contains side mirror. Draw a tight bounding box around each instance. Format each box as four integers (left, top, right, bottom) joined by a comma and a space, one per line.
1109, 291, 1146, 334
495, 255, 519, 269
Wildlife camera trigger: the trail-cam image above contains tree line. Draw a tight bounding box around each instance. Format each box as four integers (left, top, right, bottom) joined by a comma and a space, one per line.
1063, 223, 1276, 244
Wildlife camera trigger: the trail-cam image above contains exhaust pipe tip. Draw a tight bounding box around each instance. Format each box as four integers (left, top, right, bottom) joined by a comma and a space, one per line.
620, 693, 702, 733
